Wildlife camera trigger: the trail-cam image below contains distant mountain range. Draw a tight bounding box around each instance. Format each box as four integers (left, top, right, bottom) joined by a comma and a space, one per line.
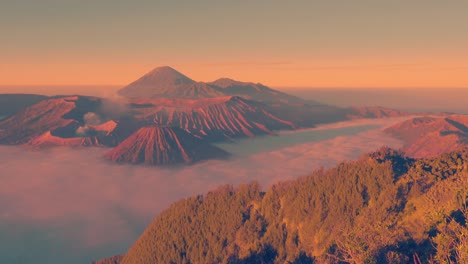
118, 66, 314, 105
0, 66, 437, 166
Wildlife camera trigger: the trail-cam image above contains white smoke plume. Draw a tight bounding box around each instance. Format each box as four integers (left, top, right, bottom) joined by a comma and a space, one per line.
76, 112, 102, 136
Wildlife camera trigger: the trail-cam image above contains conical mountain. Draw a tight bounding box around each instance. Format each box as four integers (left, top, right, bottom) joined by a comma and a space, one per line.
106, 126, 229, 165
118, 66, 225, 99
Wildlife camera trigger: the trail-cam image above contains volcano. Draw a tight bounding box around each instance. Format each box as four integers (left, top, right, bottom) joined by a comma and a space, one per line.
0, 96, 83, 144
128, 96, 297, 141
106, 126, 229, 165
0, 96, 136, 146
118, 66, 225, 99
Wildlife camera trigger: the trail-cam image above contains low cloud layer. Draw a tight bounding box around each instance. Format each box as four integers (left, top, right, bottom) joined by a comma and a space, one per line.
0, 118, 406, 264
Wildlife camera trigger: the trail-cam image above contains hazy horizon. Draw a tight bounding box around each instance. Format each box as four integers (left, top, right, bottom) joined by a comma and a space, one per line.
1, 85, 467, 114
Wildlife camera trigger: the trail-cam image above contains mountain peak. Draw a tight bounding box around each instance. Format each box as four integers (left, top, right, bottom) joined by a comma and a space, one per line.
118, 66, 225, 99
139, 66, 194, 84
145, 66, 190, 77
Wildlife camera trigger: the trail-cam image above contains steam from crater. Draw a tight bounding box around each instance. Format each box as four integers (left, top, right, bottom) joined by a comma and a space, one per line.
76, 112, 102, 136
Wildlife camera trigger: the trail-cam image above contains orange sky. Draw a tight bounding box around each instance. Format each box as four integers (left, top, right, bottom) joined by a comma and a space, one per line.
2, 54, 467, 88
1, 1, 467, 88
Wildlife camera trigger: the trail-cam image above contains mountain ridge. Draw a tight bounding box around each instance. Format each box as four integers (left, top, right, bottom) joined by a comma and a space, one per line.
385, 115, 468, 158
0, 95, 135, 147
129, 95, 297, 141
98, 147, 468, 263
208, 78, 312, 104
118, 66, 314, 104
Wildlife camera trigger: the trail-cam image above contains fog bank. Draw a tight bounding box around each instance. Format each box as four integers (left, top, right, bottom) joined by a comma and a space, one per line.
0, 118, 405, 263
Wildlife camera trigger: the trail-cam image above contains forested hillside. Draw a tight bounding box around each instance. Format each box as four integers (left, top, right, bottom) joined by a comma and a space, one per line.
99, 147, 468, 264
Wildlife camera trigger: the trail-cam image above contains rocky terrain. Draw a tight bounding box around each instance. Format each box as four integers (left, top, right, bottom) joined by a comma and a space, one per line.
385, 115, 468, 158
0, 96, 135, 147
128, 96, 296, 141
106, 126, 229, 165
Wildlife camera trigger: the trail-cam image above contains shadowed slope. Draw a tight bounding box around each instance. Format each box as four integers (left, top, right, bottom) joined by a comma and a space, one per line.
0, 94, 48, 118
118, 66, 224, 99
106, 126, 229, 165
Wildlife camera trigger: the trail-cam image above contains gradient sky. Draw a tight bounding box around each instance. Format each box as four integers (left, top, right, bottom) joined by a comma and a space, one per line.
1, 0, 468, 88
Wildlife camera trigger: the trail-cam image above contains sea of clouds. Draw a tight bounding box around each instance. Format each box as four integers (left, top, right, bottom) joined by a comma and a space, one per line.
0, 117, 407, 264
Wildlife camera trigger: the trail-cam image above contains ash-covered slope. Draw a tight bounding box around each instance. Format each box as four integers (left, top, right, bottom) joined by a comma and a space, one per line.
106, 126, 229, 165
385, 115, 468, 158
130, 96, 296, 141
118, 66, 225, 99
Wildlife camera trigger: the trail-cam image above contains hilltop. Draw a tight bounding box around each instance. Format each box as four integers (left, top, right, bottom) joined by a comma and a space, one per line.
385, 115, 468, 158
97, 147, 468, 263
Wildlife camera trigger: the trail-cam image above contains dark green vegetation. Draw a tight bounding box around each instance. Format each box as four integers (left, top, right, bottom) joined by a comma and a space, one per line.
100, 147, 468, 264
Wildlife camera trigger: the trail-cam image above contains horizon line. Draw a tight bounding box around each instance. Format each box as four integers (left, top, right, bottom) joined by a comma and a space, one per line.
0, 84, 467, 90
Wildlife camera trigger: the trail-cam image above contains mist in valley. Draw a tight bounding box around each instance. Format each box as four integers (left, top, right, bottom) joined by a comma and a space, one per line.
0, 118, 405, 263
